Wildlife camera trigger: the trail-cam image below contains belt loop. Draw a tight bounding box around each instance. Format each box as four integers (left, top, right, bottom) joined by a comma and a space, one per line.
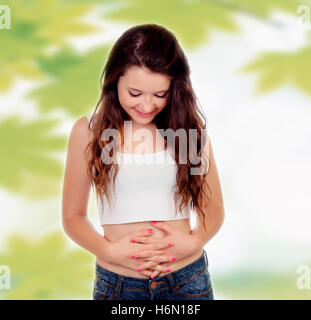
114, 275, 123, 299
166, 273, 179, 296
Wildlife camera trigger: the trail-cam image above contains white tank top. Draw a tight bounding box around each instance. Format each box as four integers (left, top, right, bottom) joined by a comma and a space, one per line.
86, 114, 192, 225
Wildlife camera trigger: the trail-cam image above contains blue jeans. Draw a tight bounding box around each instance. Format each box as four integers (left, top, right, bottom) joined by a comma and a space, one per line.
93, 249, 214, 300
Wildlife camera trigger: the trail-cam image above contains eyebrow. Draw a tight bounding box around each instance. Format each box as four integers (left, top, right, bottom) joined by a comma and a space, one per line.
127, 86, 169, 93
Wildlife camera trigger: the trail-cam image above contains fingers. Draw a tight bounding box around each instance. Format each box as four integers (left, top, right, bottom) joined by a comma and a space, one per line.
136, 257, 173, 272
141, 269, 153, 277
151, 221, 173, 234
150, 242, 174, 250
150, 270, 161, 279
137, 260, 171, 273
131, 238, 174, 250
150, 261, 171, 278
145, 255, 175, 264
130, 236, 160, 244
129, 230, 156, 244
152, 263, 172, 273
159, 262, 171, 268
130, 228, 153, 238
132, 250, 166, 259
137, 260, 158, 270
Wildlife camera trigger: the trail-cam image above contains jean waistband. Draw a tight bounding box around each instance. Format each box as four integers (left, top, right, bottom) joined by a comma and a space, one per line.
95, 248, 208, 289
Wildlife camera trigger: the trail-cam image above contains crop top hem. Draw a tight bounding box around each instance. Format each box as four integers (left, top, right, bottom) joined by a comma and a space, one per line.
100, 215, 191, 226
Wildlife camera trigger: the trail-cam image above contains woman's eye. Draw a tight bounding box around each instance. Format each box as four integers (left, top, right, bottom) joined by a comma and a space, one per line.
155, 92, 168, 98
129, 92, 140, 97
129, 91, 168, 98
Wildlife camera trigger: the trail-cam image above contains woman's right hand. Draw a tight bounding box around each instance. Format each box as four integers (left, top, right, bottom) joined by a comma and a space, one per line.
101, 228, 174, 277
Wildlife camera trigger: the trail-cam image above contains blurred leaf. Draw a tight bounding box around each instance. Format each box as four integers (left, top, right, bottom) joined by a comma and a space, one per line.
0, 116, 67, 197
0, 0, 101, 92
101, 0, 301, 49
63, 0, 110, 3
0, 29, 47, 91
223, 0, 302, 19
239, 45, 311, 97
214, 267, 311, 299
27, 45, 110, 117
102, 0, 240, 49
0, 232, 94, 299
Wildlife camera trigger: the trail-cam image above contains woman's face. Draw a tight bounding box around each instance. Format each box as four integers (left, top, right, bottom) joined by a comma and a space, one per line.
117, 65, 171, 127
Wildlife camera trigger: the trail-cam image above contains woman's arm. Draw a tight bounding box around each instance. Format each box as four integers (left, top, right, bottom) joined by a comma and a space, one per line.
191, 133, 225, 247
62, 117, 109, 259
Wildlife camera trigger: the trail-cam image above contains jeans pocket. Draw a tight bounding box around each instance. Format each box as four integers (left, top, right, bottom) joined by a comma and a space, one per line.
93, 276, 115, 300
176, 268, 213, 298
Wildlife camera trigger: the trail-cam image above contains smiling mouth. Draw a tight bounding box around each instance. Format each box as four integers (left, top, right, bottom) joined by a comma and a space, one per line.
134, 107, 155, 117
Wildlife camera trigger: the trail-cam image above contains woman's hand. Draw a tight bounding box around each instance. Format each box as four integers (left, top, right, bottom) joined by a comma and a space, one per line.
134, 253, 173, 279
102, 227, 174, 277
134, 221, 203, 278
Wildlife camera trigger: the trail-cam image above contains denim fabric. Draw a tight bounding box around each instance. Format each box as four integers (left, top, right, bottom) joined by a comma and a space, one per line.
93, 249, 214, 300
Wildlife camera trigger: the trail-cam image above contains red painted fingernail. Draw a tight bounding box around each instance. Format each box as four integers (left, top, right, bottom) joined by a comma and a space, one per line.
136, 267, 141, 272
131, 238, 136, 242
151, 274, 156, 279
166, 268, 171, 272
147, 228, 153, 233
131, 255, 135, 259
168, 243, 173, 247
171, 256, 176, 261
152, 221, 158, 224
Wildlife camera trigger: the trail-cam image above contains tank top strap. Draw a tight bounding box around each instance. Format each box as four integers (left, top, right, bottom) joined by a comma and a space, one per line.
86, 114, 94, 129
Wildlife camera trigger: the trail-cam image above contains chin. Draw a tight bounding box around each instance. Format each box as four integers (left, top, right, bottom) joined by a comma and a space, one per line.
132, 115, 154, 124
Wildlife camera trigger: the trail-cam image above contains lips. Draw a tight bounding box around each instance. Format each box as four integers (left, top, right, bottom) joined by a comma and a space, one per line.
133, 107, 155, 117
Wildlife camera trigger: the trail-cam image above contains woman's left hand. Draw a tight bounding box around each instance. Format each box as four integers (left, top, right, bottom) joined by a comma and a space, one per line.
133, 221, 202, 278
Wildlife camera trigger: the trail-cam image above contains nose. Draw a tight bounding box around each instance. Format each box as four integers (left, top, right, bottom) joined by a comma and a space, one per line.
139, 96, 156, 113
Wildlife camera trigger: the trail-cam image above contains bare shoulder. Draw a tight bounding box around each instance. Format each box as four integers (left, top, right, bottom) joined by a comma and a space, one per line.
62, 116, 94, 219
71, 115, 93, 137
69, 115, 94, 146
66, 115, 95, 166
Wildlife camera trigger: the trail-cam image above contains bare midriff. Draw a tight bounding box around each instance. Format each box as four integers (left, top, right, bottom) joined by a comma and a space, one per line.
96, 218, 204, 278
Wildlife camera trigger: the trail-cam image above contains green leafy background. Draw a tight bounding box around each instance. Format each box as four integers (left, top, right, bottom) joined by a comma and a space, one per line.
0, 0, 310, 300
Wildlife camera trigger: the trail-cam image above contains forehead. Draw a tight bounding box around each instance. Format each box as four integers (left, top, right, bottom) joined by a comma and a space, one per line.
120, 65, 171, 91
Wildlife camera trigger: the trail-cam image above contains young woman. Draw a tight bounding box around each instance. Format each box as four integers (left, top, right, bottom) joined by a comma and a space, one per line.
62, 24, 225, 300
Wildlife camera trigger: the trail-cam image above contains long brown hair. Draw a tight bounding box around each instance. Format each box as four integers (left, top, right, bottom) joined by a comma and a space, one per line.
86, 24, 211, 232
